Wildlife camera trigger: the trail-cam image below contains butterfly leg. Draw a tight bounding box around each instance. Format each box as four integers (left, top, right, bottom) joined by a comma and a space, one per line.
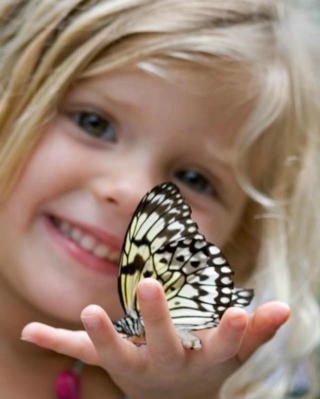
175, 328, 202, 350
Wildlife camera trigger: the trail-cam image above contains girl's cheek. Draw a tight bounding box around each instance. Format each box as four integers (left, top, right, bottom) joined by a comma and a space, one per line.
192, 203, 246, 248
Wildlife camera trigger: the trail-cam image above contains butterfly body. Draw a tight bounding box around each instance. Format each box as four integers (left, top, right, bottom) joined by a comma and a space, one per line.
114, 182, 253, 349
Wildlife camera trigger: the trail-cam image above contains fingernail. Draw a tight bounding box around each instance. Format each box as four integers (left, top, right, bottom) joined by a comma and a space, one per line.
229, 315, 247, 329
81, 315, 101, 330
138, 280, 161, 301
273, 303, 291, 322
20, 335, 37, 344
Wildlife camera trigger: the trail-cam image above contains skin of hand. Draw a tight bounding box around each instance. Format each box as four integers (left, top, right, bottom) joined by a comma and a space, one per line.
22, 278, 290, 399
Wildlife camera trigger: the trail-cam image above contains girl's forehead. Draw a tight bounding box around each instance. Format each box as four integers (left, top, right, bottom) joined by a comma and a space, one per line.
81, 59, 254, 93
75, 63, 255, 109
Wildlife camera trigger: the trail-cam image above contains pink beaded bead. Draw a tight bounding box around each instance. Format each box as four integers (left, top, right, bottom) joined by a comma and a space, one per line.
55, 369, 81, 399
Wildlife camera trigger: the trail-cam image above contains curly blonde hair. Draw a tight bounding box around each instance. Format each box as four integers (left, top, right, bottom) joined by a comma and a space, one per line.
0, 1, 319, 398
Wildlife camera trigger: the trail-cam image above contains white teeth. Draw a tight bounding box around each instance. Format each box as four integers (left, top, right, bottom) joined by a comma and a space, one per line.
71, 227, 82, 241
93, 244, 109, 258
60, 221, 71, 235
80, 235, 96, 251
55, 218, 118, 263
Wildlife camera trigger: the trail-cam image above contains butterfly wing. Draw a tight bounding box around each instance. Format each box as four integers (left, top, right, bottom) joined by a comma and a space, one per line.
153, 238, 235, 329
116, 182, 253, 338
118, 183, 202, 316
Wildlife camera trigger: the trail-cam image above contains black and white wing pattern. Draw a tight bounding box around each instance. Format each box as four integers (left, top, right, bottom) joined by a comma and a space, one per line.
113, 182, 253, 349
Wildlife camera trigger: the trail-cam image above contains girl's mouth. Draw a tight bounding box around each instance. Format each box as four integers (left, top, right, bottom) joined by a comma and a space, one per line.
52, 216, 119, 262
46, 215, 121, 275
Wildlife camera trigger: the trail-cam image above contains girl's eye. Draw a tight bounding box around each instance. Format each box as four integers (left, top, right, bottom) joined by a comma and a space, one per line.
71, 111, 115, 141
175, 170, 216, 196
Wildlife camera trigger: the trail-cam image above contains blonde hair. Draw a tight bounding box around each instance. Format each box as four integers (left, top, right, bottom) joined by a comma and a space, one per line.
0, 1, 320, 398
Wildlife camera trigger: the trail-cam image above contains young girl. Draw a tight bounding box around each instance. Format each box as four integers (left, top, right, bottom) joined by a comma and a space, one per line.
0, 0, 319, 398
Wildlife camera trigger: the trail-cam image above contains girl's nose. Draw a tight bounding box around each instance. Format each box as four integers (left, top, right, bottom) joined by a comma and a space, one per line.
89, 173, 159, 216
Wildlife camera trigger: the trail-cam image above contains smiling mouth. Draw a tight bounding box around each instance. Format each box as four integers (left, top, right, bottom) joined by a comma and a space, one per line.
50, 216, 120, 264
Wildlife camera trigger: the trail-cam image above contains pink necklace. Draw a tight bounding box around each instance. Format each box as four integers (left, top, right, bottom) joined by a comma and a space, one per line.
55, 361, 129, 399
55, 360, 83, 399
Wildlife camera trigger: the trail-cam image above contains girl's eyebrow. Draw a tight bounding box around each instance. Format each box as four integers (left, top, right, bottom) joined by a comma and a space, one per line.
67, 82, 140, 113
203, 138, 237, 171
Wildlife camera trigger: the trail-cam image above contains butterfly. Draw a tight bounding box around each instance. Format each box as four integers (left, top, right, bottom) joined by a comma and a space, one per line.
113, 182, 253, 349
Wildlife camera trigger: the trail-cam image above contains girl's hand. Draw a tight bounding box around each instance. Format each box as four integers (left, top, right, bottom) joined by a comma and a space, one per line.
22, 279, 290, 399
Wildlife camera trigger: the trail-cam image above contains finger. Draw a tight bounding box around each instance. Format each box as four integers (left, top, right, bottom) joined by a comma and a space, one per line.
81, 304, 143, 373
21, 322, 101, 365
202, 307, 248, 363
137, 278, 185, 365
238, 301, 290, 362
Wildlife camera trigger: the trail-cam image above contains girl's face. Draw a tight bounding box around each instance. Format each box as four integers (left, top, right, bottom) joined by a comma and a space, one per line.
0, 69, 251, 324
